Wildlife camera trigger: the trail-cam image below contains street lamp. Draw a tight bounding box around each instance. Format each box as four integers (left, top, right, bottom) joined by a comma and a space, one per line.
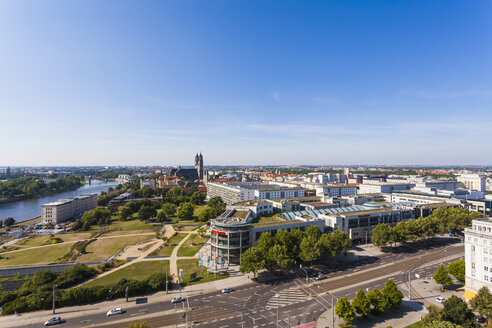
331, 294, 339, 328
274, 293, 280, 328
52, 284, 57, 314
300, 264, 308, 282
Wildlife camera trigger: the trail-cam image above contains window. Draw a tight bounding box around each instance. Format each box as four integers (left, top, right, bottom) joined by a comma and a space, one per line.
472, 262, 476, 269
485, 266, 489, 272
485, 275, 489, 282
472, 246, 476, 252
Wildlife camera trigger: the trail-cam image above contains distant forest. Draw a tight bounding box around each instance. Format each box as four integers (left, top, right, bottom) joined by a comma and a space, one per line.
0, 175, 84, 201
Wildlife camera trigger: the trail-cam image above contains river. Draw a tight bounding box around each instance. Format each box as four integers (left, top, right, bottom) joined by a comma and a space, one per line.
0, 180, 118, 222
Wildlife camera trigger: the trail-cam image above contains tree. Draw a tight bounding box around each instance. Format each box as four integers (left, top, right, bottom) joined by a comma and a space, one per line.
433, 264, 453, 291
328, 230, 352, 254
269, 244, 294, 270
305, 225, 321, 239
299, 235, 321, 264
117, 205, 133, 220
275, 229, 300, 260
448, 259, 465, 283
427, 321, 463, 328
156, 211, 167, 222
470, 286, 492, 320
367, 288, 389, 314
161, 203, 177, 216
167, 186, 184, 198
441, 295, 478, 328
335, 297, 355, 325
176, 202, 194, 220
197, 207, 216, 222
0, 220, 3, 228
422, 305, 443, 327
239, 247, 265, 278
4, 217, 15, 227
352, 289, 370, 317
138, 206, 156, 221
381, 279, 403, 308
371, 223, 391, 247
208, 196, 225, 210
190, 191, 206, 205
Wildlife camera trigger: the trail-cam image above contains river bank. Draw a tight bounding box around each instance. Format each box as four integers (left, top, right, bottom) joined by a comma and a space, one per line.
0, 180, 118, 222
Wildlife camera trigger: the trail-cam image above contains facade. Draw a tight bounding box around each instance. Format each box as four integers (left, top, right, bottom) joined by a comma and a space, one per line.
255, 188, 305, 200
169, 153, 204, 181
464, 218, 492, 297
42, 194, 97, 224
140, 179, 156, 189
315, 185, 358, 197
228, 200, 273, 218
458, 174, 486, 192
318, 202, 415, 241
358, 183, 415, 194
210, 210, 325, 264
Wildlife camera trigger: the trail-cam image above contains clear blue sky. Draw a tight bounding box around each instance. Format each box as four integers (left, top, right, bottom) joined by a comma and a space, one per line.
1, 1, 491, 166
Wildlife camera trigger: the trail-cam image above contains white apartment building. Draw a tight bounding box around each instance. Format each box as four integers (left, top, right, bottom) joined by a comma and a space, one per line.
255, 188, 305, 200
358, 183, 415, 194
464, 218, 492, 298
458, 174, 486, 192
315, 185, 358, 197
42, 194, 98, 224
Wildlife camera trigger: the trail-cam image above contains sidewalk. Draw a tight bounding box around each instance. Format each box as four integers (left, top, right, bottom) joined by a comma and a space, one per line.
316, 248, 464, 328
0, 266, 252, 328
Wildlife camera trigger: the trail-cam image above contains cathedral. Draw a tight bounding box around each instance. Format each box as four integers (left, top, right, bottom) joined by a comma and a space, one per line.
170, 153, 204, 181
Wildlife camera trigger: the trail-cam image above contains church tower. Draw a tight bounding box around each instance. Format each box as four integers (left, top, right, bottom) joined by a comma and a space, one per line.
195, 153, 204, 180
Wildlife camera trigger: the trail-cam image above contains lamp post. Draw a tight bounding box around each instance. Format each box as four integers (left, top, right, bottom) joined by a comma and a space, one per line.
331, 295, 339, 328
275, 293, 280, 328
52, 284, 57, 314
300, 264, 308, 282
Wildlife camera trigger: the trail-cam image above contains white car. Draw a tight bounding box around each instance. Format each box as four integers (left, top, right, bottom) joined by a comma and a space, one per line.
436, 297, 446, 303
222, 288, 232, 293
106, 308, 124, 316
171, 297, 184, 303
44, 317, 63, 326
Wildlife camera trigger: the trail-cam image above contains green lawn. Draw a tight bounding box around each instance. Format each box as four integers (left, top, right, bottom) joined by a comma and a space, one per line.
177, 234, 209, 257
108, 219, 155, 231
177, 259, 229, 286
18, 232, 92, 247
193, 205, 207, 217
149, 233, 187, 256
85, 260, 170, 287
77, 235, 153, 262
405, 321, 422, 328
0, 243, 74, 267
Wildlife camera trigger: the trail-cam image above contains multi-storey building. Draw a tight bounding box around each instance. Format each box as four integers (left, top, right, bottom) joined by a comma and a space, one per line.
464, 218, 492, 299
42, 194, 98, 224
458, 173, 487, 192
358, 183, 415, 194
315, 185, 358, 197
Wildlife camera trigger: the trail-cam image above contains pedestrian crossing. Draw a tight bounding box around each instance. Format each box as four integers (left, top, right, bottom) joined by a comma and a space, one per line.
265, 286, 312, 310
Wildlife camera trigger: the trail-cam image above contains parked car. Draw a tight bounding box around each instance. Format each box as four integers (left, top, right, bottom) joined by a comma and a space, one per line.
315, 274, 326, 281
44, 317, 63, 326
476, 316, 487, 323
222, 288, 232, 293
436, 297, 446, 303
106, 308, 124, 316
171, 297, 184, 303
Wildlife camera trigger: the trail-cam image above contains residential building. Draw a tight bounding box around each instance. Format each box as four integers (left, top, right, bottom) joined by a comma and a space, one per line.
140, 179, 156, 189
464, 218, 492, 299
315, 185, 358, 197
42, 194, 97, 224
458, 173, 487, 192
358, 183, 415, 194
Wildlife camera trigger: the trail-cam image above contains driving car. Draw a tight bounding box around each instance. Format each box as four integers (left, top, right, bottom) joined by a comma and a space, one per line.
171, 297, 184, 303
436, 297, 446, 303
222, 288, 232, 293
315, 274, 326, 281
44, 317, 63, 326
106, 308, 124, 316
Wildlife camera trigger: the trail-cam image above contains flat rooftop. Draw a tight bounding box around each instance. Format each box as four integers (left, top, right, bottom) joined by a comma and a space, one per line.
251, 219, 302, 227
304, 202, 335, 207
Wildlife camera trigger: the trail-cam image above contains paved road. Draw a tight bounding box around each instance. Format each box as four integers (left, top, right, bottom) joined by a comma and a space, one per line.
15, 238, 463, 328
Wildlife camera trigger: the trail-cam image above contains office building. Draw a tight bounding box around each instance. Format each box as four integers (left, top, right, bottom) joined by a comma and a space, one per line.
42, 194, 97, 224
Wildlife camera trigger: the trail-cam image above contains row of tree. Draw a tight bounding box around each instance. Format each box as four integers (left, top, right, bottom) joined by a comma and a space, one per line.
0, 175, 84, 201
335, 279, 404, 325
433, 260, 465, 290
371, 208, 482, 247
240, 226, 352, 276
0, 265, 172, 315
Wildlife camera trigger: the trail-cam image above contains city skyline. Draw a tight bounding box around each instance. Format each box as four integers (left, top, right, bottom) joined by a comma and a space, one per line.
1, 1, 492, 166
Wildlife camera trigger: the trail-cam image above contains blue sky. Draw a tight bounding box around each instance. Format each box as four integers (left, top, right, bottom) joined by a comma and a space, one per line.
1, 1, 491, 166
